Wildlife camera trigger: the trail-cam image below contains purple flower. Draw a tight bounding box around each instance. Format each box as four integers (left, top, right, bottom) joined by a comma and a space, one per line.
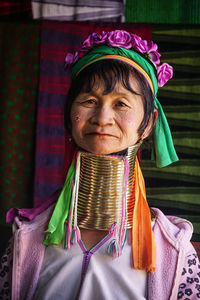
81, 31, 108, 51
131, 35, 161, 65
146, 41, 161, 65
81, 34, 94, 50
92, 31, 108, 44
157, 63, 173, 87
107, 30, 132, 49
64, 51, 79, 69
131, 34, 148, 54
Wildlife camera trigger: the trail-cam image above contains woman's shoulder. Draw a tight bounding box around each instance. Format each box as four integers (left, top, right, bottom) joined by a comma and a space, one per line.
12, 204, 55, 233
151, 207, 194, 253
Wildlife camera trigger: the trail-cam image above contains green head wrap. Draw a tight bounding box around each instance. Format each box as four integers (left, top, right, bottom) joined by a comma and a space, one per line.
71, 45, 178, 168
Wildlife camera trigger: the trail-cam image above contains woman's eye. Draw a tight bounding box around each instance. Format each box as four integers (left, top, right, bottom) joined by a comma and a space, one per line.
81, 99, 97, 106
116, 101, 128, 108
86, 99, 96, 104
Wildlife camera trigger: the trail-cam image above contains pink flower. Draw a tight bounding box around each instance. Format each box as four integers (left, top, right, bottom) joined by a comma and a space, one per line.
131, 34, 148, 54
81, 32, 108, 51
146, 41, 161, 65
157, 63, 173, 87
107, 30, 132, 49
64, 51, 79, 69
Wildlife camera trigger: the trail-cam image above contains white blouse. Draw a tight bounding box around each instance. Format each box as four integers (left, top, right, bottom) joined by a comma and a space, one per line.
33, 231, 147, 300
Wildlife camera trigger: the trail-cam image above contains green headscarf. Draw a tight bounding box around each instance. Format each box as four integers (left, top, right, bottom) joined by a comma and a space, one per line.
71, 45, 179, 168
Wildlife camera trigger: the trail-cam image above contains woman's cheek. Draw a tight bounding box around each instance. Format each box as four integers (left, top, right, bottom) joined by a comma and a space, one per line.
121, 109, 143, 128
71, 107, 82, 123
119, 111, 134, 125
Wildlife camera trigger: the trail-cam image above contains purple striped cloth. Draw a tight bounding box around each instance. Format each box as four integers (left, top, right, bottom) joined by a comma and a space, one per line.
32, 0, 124, 22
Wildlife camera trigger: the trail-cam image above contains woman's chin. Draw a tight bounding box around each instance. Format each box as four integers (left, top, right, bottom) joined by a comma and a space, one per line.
82, 138, 119, 155
80, 145, 124, 155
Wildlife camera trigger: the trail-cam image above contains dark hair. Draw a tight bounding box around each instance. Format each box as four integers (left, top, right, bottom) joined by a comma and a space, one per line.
64, 59, 155, 136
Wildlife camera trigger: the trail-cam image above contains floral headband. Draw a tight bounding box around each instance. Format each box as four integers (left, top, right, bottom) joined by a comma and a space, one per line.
65, 30, 173, 88
64, 30, 178, 168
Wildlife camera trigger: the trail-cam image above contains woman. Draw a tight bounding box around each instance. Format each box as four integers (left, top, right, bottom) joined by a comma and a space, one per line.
1, 30, 200, 300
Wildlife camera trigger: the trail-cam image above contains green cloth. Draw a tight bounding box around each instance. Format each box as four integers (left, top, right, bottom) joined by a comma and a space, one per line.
125, 0, 200, 24
44, 159, 75, 245
153, 99, 179, 167
72, 45, 179, 168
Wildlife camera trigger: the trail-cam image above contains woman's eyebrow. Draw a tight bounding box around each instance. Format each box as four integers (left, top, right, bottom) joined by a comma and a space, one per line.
109, 90, 141, 97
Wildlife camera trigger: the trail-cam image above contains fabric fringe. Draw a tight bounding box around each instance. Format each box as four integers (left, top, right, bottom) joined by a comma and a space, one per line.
66, 152, 81, 248
107, 157, 129, 257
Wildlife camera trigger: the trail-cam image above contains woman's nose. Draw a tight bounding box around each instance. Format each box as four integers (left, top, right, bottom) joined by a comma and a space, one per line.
90, 105, 115, 126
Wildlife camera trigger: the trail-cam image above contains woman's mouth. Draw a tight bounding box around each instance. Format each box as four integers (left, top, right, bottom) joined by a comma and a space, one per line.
86, 132, 116, 138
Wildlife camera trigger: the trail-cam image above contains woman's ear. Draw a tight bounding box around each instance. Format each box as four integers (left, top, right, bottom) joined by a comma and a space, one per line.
142, 109, 158, 139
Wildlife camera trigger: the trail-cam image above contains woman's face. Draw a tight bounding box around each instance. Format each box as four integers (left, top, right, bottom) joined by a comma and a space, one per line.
70, 76, 147, 155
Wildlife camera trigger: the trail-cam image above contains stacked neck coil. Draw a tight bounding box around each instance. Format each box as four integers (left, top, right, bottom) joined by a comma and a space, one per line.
76, 142, 141, 230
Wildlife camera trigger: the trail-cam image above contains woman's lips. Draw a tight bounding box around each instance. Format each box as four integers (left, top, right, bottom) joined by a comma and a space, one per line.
86, 132, 116, 137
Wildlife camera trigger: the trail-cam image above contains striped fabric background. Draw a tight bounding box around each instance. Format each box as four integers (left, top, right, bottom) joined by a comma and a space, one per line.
142, 25, 200, 241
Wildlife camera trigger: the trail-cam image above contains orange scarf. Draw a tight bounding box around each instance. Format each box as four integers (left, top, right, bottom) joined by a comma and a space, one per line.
132, 157, 156, 272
